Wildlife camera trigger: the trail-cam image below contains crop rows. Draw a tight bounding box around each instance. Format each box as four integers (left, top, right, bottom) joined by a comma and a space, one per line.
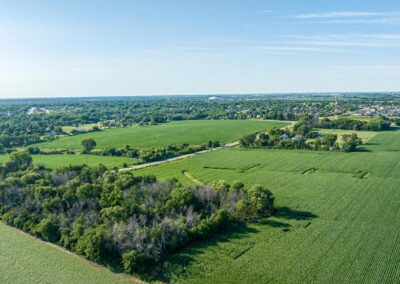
138, 130, 400, 283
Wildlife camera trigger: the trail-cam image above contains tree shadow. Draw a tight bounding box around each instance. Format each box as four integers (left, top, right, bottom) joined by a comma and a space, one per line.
357, 147, 372, 152
260, 219, 292, 228
156, 222, 258, 282
156, 206, 318, 282
273, 206, 318, 221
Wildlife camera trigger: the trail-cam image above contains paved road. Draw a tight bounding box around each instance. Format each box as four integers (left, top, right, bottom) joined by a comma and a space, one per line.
119, 146, 225, 172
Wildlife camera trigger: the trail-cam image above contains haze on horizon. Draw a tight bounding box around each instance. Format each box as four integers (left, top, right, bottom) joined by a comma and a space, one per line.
1, 0, 400, 98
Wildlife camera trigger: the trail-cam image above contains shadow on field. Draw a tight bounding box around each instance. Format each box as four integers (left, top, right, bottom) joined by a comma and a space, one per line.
357, 147, 372, 152
259, 207, 318, 230
160, 206, 318, 281
160, 222, 258, 281
274, 206, 318, 221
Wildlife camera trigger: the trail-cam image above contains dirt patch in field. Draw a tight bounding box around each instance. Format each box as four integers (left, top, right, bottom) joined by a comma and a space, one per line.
182, 170, 204, 185
239, 163, 261, 173
354, 171, 370, 179
203, 166, 236, 170
302, 168, 317, 175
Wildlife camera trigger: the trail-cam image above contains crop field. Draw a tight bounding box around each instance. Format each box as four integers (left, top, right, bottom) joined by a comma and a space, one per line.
0, 154, 136, 169
137, 130, 400, 283
316, 128, 378, 143
0, 222, 138, 284
38, 120, 287, 150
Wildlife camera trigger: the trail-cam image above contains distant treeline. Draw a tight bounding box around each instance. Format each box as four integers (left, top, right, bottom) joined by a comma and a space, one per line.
0, 95, 398, 151
314, 117, 391, 131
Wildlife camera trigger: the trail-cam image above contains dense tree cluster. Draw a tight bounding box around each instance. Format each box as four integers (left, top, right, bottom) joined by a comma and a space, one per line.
314, 117, 391, 131
240, 126, 362, 152
0, 152, 274, 276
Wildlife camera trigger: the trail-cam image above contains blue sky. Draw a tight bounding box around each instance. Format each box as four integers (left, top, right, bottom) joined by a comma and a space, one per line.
1, 0, 400, 98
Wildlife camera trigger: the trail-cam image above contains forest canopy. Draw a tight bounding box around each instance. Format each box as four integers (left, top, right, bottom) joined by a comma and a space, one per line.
0, 152, 274, 276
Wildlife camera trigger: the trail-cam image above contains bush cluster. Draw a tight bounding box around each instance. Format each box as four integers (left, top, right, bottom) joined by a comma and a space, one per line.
240, 125, 362, 152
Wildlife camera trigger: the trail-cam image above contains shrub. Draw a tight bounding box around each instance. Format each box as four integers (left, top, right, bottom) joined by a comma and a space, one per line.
33, 218, 59, 242
75, 227, 108, 262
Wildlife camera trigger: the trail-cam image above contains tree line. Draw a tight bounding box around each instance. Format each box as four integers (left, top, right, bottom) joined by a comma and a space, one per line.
314, 117, 391, 131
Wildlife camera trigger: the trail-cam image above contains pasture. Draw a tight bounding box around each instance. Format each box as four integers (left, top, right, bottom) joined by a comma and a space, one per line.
0, 222, 138, 284
137, 130, 400, 283
38, 120, 287, 150
0, 154, 136, 169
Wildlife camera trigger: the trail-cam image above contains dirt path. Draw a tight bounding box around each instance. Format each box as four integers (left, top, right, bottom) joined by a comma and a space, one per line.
182, 170, 204, 185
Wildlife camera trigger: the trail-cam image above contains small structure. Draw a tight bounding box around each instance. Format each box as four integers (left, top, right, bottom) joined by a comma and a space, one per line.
28, 107, 49, 115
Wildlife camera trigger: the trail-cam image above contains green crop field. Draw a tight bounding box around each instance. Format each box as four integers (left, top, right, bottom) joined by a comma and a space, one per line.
38, 120, 287, 150
137, 130, 400, 283
0, 154, 136, 169
0, 222, 138, 284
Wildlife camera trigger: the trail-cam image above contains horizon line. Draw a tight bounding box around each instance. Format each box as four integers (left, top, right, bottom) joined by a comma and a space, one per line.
1, 91, 400, 101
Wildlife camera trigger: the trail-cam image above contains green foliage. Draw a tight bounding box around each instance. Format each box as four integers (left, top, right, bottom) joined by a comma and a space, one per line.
241, 125, 361, 152
75, 226, 108, 262
315, 117, 391, 131
189, 209, 230, 240
5, 151, 33, 171
81, 138, 96, 153
122, 250, 145, 274
247, 185, 275, 214
166, 187, 196, 210
33, 218, 59, 242
321, 134, 338, 147
239, 134, 257, 147
0, 162, 273, 277
341, 133, 363, 152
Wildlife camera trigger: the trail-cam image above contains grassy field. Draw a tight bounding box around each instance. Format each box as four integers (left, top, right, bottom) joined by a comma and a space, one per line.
39, 120, 287, 150
137, 130, 400, 283
62, 123, 102, 133
0, 222, 138, 284
316, 128, 378, 144
0, 154, 136, 169
326, 115, 376, 121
